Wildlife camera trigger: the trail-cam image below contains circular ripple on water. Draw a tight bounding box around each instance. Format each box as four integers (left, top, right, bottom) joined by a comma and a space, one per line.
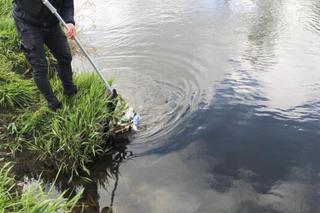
75, 0, 226, 149
101, 49, 207, 147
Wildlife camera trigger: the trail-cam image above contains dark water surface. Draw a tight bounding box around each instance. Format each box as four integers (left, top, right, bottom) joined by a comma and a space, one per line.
73, 0, 320, 212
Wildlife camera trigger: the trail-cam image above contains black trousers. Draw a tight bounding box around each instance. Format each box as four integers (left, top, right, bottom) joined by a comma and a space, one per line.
14, 18, 76, 105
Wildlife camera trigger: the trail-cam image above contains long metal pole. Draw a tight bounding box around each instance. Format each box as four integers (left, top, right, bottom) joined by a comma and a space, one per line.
42, 0, 114, 94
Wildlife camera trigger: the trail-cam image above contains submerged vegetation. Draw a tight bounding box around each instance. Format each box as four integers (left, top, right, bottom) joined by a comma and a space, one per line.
0, 0, 129, 211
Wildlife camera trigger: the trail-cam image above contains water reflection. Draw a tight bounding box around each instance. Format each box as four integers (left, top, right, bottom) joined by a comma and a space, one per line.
76, 0, 236, 146
21, 136, 135, 213
70, 142, 133, 213
67, 0, 320, 212
306, 0, 320, 35
103, 71, 320, 212
244, 0, 281, 71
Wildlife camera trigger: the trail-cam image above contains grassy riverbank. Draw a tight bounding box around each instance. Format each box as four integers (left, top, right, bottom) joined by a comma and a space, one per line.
0, 0, 127, 211
0, 0, 127, 174
7, 73, 118, 175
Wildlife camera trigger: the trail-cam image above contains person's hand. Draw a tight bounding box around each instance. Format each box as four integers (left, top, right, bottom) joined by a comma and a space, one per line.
65, 23, 76, 40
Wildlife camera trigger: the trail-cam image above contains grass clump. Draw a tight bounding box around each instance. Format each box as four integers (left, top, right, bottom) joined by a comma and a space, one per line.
8, 73, 120, 176
0, 59, 36, 109
0, 162, 81, 213
0, 0, 12, 17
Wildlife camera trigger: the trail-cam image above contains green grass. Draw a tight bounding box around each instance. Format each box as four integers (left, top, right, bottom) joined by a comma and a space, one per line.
0, 0, 12, 17
0, 162, 81, 213
0, 59, 37, 109
7, 73, 126, 177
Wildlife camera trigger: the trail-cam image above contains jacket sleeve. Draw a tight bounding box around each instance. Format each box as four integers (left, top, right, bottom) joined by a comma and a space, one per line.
61, 0, 75, 25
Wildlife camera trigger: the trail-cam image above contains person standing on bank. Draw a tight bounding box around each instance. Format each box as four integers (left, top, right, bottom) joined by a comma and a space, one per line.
13, 0, 78, 111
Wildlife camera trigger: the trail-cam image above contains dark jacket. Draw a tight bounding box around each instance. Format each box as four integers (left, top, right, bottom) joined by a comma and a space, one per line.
13, 0, 75, 27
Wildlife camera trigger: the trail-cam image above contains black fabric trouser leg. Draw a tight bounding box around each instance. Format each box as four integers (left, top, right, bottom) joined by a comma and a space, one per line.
45, 25, 76, 93
14, 19, 76, 106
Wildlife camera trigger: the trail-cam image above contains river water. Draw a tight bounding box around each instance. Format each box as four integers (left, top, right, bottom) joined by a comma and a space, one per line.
72, 0, 320, 212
